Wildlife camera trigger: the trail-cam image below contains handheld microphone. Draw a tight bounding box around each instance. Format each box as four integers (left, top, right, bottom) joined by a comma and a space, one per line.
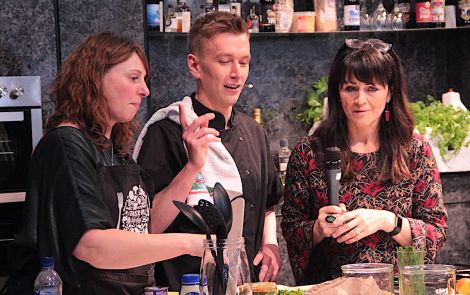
325, 147, 341, 223
325, 147, 341, 205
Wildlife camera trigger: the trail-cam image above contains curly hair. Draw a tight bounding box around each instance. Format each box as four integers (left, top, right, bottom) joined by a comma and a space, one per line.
188, 11, 249, 55
46, 32, 149, 158
313, 39, 415, 183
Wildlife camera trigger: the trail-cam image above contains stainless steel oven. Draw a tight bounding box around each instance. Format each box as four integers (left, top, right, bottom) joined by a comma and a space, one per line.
0, 76, 42, 275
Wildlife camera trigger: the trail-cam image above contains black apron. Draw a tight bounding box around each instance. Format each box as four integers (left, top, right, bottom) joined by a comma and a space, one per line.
78, 162, 155, 294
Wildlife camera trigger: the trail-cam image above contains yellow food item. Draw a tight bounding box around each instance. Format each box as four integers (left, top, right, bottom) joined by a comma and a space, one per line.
252, 282, 277, 294
457, 278, 470, 295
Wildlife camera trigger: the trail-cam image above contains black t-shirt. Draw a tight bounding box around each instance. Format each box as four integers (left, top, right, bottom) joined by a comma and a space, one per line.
11, 127, 154, 293
137, 95, 282, 290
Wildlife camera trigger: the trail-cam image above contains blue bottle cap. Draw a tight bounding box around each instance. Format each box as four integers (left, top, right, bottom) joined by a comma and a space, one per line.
41, 256, 54, 268
181, 274, 199, 285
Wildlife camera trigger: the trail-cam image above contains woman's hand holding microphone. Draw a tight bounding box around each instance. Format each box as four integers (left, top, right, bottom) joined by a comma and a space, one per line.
314, 206, 397, 246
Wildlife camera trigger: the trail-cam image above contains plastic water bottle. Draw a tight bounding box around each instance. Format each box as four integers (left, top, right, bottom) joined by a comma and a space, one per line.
201, 275, 209, 295
180, 273, 200, 295
278, 139, 291, 186
33, 257, 63, 295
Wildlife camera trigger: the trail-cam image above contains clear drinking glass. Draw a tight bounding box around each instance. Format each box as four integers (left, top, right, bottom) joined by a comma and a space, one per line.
372, 1, 388, 30
341, 263, 394, 293
200, 238, 252, 295
400, 264, 456, 295
397, 248, 425, 294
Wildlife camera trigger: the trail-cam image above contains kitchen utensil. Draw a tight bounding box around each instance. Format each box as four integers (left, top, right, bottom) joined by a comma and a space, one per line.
172, 200, 212, 238
197, 199, 228, 293
197, 199, 227, 239
213, 182, 233, 234
173, 200, 224, 293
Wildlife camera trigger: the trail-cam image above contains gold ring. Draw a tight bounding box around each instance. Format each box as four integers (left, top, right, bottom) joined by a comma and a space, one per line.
354, 228, 360, 236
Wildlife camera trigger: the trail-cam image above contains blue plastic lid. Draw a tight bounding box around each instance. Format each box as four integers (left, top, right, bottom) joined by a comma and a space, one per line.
41, 256, 54, 268
181, 274, 199, 285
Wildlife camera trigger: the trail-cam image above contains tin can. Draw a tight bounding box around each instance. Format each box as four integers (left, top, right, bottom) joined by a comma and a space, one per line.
144, 286, 169, 295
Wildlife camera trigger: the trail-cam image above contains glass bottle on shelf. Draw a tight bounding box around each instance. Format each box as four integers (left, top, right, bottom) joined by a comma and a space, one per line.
174, 1, 183, 32
415, 0, 435, 27
165, 4, 177, 32
432, 0, 446, 27
398, 0, 411, 28
259, 0, 276, 32
247, 6, 260, 33
343, 0, 361, 30
146, 0, 162, 32
179, 1, 191, 32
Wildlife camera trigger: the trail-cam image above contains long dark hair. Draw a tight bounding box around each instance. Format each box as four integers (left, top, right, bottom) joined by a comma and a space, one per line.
46, 32, 149, 157
313, 39, 414, 183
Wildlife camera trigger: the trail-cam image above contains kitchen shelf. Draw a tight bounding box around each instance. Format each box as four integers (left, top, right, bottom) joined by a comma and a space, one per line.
146, 26, 470, 39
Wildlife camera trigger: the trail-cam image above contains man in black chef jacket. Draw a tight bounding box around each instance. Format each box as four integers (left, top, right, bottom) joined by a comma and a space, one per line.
134, 11, 282, 291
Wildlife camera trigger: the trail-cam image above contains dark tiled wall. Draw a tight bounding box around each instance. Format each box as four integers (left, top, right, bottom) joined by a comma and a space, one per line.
148, 29, 470, 152
55, 0, 148, 126
0, 0, 57, 99
0, 0, 146, 126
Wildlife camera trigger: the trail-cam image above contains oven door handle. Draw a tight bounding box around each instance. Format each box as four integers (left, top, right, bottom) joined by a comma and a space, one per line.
0, 238, 15, 242
0, 111, 25, 122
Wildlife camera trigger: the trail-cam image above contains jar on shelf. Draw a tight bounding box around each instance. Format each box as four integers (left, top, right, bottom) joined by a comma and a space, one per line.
275, 0, 294, 32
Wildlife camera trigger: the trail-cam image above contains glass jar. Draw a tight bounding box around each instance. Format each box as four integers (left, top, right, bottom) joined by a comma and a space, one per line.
341, 263, 393, 293
400, 264, 456, 295
200, 238, 252, 295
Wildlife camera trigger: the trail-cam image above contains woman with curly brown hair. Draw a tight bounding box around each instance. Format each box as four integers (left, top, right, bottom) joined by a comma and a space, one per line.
5, 32, 206, 295
281, 39, 448, 285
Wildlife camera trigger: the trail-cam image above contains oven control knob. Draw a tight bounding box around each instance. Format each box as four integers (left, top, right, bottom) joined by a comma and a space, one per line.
10, 86, 24, 99
0, 87, 7, 99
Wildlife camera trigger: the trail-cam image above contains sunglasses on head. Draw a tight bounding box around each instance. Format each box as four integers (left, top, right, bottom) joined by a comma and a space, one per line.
345, 38, 392, 53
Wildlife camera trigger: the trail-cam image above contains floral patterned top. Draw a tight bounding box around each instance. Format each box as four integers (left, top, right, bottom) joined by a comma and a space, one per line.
281, 134, 447, 285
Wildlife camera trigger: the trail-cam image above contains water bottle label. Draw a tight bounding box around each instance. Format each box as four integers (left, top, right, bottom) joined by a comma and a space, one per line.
36, 288, 60, 295
344, 5, 360, 26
